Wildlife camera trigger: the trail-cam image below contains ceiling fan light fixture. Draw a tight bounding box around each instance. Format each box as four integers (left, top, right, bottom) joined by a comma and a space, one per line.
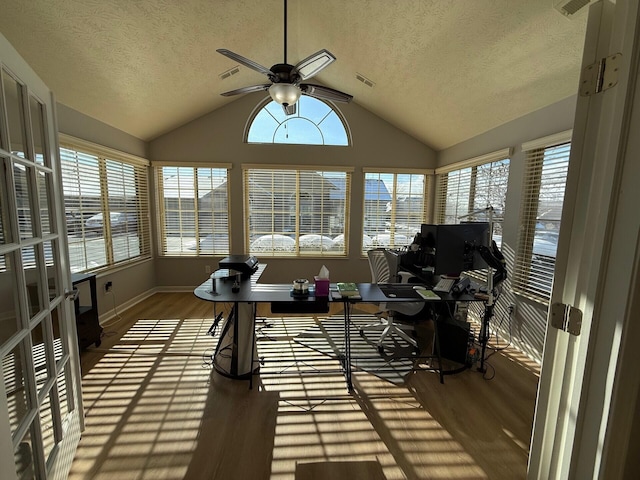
269, 83, 301, 106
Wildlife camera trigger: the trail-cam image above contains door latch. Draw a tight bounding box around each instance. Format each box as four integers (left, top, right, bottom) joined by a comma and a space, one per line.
65, 288, 79, 301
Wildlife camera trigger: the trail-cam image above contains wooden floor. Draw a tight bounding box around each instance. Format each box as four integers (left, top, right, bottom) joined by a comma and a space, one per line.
69, 292, 540, 480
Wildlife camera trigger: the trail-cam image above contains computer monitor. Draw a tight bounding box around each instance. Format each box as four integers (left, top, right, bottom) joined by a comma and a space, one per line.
419, 223, 490, 276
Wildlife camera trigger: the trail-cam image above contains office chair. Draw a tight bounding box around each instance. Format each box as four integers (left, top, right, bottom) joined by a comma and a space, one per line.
360, 248, 424, 352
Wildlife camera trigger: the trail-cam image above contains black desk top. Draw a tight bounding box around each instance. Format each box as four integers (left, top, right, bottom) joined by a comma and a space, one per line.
194, 264, 327, 304
194, 274, 476, 304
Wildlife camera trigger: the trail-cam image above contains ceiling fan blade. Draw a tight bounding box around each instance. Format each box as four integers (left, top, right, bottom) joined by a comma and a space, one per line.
301, 84, 353, 103
220, 84, 271, 97
217, 49, 275, 78
283, 103, 297, 116
293, 49, 336, 80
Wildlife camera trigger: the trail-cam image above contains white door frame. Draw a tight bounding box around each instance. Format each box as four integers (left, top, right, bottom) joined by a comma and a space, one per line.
529, 0, 640, 478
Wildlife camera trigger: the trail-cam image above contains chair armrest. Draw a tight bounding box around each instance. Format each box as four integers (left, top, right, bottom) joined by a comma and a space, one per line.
398, 270, 418, 284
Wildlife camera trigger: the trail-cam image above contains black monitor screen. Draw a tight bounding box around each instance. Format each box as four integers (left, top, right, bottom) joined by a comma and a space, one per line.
420, 223, 490, 276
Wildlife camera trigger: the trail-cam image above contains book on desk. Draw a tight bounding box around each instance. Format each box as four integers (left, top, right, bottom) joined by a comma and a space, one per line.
335, 282, 361, 298
415, 288, 440, 300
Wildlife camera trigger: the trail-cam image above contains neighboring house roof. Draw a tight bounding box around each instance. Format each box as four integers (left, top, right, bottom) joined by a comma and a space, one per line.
329, 177, 392, 201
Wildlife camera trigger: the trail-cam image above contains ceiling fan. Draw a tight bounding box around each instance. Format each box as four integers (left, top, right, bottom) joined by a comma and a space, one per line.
217, 0, 353, 115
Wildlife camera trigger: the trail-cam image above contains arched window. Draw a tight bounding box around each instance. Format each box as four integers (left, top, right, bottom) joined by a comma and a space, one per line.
246, 95, 350, 146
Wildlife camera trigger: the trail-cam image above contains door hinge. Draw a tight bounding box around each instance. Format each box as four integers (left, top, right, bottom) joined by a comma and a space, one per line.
551, 302, 583, 335
580, 53, 622, 97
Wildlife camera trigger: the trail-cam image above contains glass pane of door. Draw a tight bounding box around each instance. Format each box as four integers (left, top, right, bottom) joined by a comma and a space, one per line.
0, 156, 9, 244
29, 95, 47, 166
2, 70, 27, 158
37, 171, 52, 235
0, 252, 20, 344
14, 425, 35, 479
13, 162, 34, 240
3, 341, 30, 438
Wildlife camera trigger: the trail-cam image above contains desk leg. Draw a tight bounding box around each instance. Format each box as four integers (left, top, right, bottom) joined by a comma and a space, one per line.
212, 302, 258, 383
250, 302, 256, 389
343, 301, 352, 391
433, 318, 445, 384
478, 302, 493, 373
231, 303, 239, 375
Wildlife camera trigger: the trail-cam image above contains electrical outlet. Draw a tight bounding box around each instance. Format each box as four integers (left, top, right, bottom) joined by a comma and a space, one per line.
105, 281, 113, 292
205, 265, 211, 274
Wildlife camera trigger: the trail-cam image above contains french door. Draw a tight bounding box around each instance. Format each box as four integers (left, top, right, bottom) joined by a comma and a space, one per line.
0, 33, 83, 479
529, 0, 640, 478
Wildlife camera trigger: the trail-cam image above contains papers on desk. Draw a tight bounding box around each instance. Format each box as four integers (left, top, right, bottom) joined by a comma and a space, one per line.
337, 282, 360, 297
415, 289, 440, 300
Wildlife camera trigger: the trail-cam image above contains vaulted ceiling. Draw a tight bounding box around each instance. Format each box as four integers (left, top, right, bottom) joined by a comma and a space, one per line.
0, 0, 588, 150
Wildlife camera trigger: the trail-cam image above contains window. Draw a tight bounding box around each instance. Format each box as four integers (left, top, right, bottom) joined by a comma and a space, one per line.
60, 136, 151, 272
246, 96, 349, 146
243, 166, 352, 256
435, 148, 511, 240
362, 170, 432, 254
513, 131, 571, 302
155, 165, 231, 255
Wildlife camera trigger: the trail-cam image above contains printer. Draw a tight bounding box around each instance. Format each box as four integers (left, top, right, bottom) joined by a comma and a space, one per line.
218, 255, 259, 279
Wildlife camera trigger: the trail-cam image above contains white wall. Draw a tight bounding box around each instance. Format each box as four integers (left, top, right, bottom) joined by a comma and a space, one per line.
149, 92, 437, 287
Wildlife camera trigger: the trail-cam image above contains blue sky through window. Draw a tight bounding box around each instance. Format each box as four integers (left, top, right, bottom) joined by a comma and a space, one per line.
247, 96, 349, 146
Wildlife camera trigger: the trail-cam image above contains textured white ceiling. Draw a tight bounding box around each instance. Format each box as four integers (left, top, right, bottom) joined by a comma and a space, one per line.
0, 0, 588, 150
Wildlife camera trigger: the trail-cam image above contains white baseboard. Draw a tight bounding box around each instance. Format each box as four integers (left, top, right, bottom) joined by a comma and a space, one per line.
98, 286, 196, 325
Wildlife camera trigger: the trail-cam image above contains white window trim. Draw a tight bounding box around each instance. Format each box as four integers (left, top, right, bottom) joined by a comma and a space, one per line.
521, 129, 572, 152
361, 170, 433, 255
242, 165, 352, 257
59, 136, 152, 272
435, 147, 513, 175
154, 164, 232, 257
59, 134, 149, 167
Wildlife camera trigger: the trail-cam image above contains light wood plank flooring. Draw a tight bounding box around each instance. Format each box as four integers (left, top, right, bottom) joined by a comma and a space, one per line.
69, 292, 539, 480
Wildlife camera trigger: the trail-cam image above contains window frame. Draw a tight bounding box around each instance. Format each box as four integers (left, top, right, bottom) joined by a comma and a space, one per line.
433, 149, 511, 285
435, 148, 512, 239
245, 95, 351, 146
242, 164, 353, 257
361, 168, 433, 255
512, 130, 572, 304
154, 162, 232, 257
59, 134, 151, 273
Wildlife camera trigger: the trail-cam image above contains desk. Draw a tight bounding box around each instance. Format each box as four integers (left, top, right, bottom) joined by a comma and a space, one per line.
398, 262, 496, 373
194, 268, 476, 390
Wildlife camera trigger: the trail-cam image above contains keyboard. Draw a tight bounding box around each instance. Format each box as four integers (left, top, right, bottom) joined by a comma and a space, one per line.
433, 277, 456, 293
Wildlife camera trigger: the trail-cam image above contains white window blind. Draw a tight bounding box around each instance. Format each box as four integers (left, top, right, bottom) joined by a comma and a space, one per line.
243, 166, 351, 256
435, 150, 511, 240
59, 137, 150, 272
362, 170, 431, 254
155, 165, 230, 256
513, 136, 571, 303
